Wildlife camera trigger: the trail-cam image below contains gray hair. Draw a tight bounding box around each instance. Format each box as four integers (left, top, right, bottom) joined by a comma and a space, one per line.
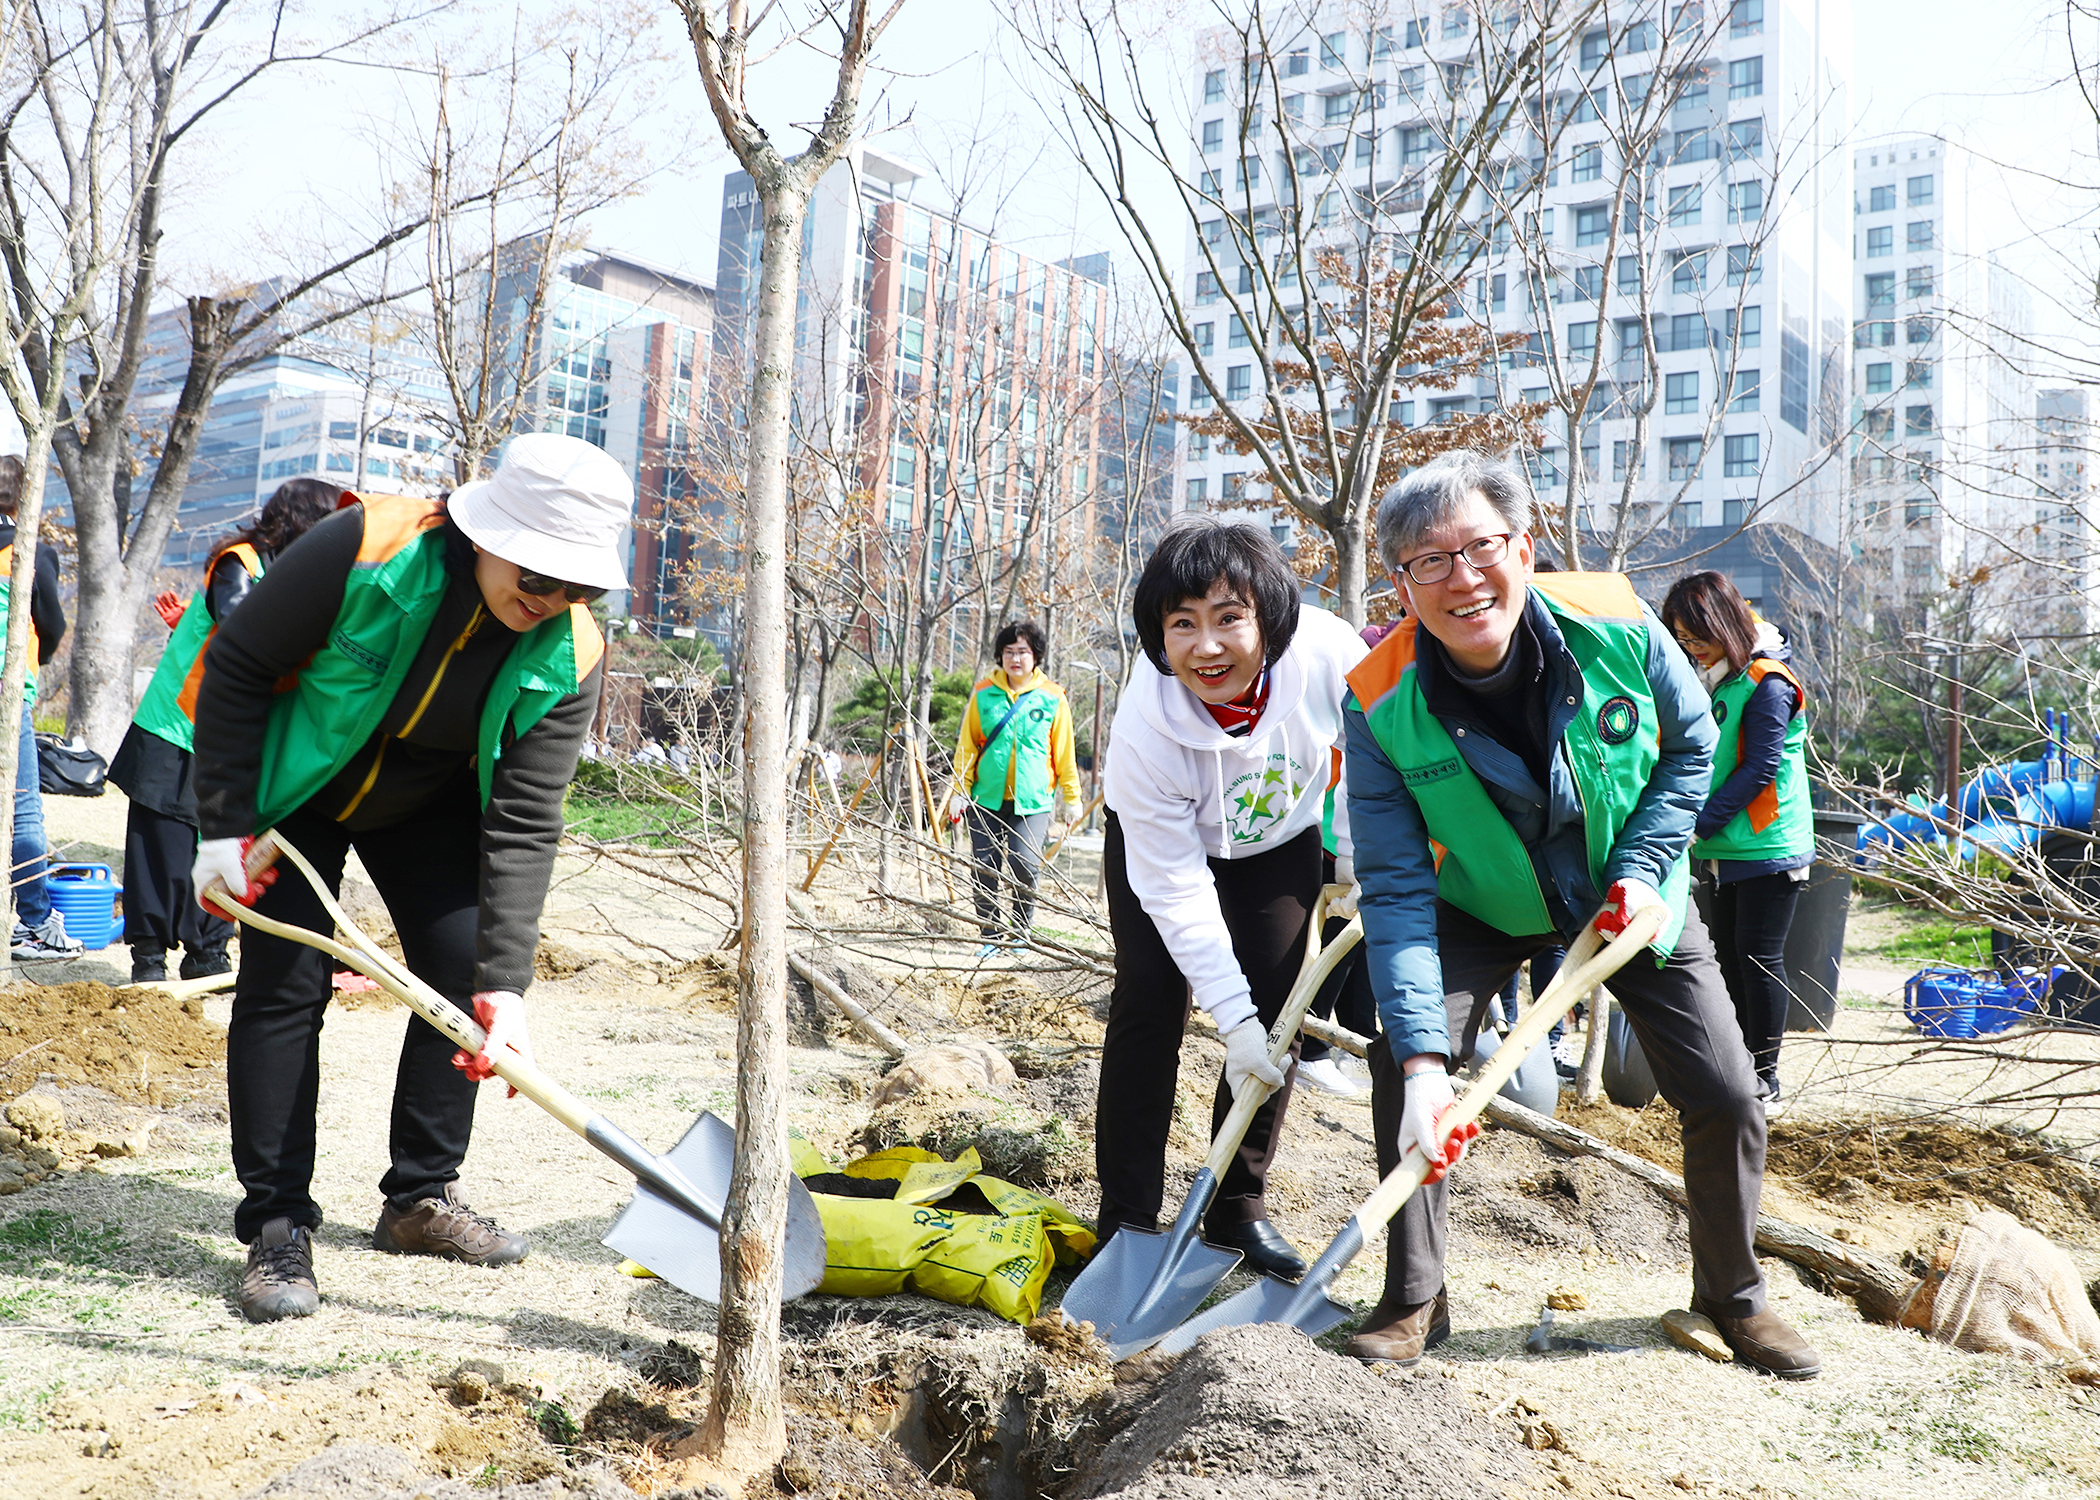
1374, 449, 1535, 573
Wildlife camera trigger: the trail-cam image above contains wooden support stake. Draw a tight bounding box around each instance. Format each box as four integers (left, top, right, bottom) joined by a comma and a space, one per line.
803, 762, 877, 892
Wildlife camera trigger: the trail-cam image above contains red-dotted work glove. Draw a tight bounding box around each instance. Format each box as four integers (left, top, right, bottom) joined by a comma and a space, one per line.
154, 590, 186, 630
193, 835, 278, 908
1398, 1066, 1480, 1185
452, 991, 532, 1099
1593, 877, 1665, 940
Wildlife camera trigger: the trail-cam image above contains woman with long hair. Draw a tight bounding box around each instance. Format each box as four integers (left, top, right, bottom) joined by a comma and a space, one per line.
1660, 571, 1815, 1112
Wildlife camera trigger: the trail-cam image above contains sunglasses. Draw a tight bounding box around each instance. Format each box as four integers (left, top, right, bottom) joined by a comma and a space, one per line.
515, 570, 607, 605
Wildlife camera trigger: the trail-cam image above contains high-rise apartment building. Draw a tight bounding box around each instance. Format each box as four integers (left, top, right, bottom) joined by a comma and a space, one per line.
2031, 386, 2095, 632
1177, 0, 1854, 608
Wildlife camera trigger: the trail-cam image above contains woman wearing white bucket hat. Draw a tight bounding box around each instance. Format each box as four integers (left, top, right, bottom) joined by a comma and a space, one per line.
187, 433, 631, 1323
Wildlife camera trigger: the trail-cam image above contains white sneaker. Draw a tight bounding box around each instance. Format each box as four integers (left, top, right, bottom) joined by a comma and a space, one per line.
1297, 1056, 1365, 1097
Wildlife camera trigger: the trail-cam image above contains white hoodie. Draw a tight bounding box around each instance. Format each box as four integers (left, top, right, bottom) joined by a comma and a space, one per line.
1103, 605, 1368, 1032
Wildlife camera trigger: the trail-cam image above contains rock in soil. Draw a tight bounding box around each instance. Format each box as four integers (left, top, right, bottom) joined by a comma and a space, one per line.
871, 1039, 1020, 1106
1064, 1322, 1532, 1499
1659, 1308, 1733, 1363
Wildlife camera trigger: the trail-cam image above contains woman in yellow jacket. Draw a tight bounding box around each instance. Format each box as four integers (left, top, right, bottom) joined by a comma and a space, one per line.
948, 620, 1083, 958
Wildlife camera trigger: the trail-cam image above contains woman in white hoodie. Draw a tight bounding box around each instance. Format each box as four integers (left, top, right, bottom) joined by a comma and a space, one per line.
1096, 518, 1367, 1280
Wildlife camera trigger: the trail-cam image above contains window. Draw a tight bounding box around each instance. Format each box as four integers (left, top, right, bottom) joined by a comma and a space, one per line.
1202, 118, 1224, 153
1320, 31, 1345, 67
1723, 498, 1749, 527
1667, 437, 1702, 480
1726, 118, 1763, 161
1906, 360, 1933, 389
1399, 127, 1430, 165
1908, 173, 1934, 206
1907, 266, 1934, 299
328, 421, 357, 441
1373, 24, 1395, 59
1623, 72, 1650, 104
325, 453, 354, 472
1572, 144, 1603, 182
1234, 156, 1258, 191
1869, 184, 1895, 212
1195, 271, 1219, 304
1286, 48, 1309, 76
1729, 180, 1763, 223
1865, 362, 1892, 393
1729, 369, 1760, 411
1730, 305, 1761, 347
1666, 371, 1700, 414
1906, 498, 1937, 527
1283, 93, 1304, 120
1667, 312, 1712, 351
1356, 131, 1378, 165
1226, 365, 1252, 401
1191, 320, 1213, 353
1228, 316, 1250, 349
1201, 170, 1221, 195
1575, 205, 1611, 246
1907, 220, 1934, 251
1907, 317, 1934, 345
1726, 244, 1761, 285
1668, 184, 1701, 225
1202, 217, 1223, 245
1405, 17, 1428, 47
1490, 273, 1507, 312
1865, 226, 1892, 257
1728, 57, 1763, 99
1905, 404, 1934, 436
1613, 440, 1642, 479
1672, 251, 1706, 293
1204, 69, 1225, 103
1397, 63, 1426, 95
1236, 264, 1254, 294
375, 428, 407, 448
1862, 408, 1894, 439
1187, 428, 1209, 459
1568, 320, 1599, 359
1189, 376, 1212, 408
1729, 0, 1762, 35
1571, 264, 1604, 300
1393, 400, 1416, 425
1855, 319, 1895, 346
1186, 477, 1208, 507
1324, 93, 1353, 125
1618, 256, 1642, 294
1222, 473, 1248, 502
1442, 5, 1467, 38
1580, 28, 1609, 67
1617, 318, 1647, 359
1672, 128, 1712, 164
1866, 272, 1896, 306
1624, 20, 1658, 50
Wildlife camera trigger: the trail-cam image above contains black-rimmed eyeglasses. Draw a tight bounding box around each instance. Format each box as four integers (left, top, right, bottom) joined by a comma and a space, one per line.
1396, 532, 1515, 586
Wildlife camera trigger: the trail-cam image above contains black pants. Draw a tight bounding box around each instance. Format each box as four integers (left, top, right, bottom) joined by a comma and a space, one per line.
226, 790, 485, 1243
965, 801, 1049, 939
1709, 872, 1802, 1088
1300, 850, 1378, 1065
1369, 898, 1768, 1318
1095, 815, 1319, 1237
122, 800, 234, 959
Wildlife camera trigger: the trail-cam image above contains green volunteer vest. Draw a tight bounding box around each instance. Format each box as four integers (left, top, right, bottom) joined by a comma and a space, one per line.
247, 496, 601, 831
966, 673, 1065, 816
133, 541, 264, 752
1346, 574, 1688, 957
1691, 657, 1814, 863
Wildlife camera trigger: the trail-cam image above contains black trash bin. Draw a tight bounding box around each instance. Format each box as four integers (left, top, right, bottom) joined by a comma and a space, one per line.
1781, 810, 1871, 1032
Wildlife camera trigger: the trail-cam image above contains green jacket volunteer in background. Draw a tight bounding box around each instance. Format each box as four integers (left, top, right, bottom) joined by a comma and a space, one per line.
1341, 449, 1820, 1381
947, 620, 1083, 957
189, 434, 624, 1327
112, 478, 339, 984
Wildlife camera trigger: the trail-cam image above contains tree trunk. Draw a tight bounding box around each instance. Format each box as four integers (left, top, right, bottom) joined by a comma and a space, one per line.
1330, 515, 1370, 629
691, 173, 809, 1473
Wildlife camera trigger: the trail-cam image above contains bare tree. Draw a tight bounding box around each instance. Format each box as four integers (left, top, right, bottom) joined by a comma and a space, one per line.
670, 0, 905, 1474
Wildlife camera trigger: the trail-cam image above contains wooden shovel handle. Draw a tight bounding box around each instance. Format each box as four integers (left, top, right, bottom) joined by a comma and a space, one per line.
1354, 908, 1664, 1232
208, 829, 596, 1138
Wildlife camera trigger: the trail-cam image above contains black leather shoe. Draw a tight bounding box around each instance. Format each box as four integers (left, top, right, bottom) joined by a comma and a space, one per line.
1205, 1218, 1309, 1281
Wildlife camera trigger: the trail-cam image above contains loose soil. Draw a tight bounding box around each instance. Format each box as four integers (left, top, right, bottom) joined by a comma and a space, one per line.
0, 980, 225, 1105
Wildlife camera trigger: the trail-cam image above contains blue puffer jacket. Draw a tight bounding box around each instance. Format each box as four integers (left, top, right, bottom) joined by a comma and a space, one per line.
1345, 588, 1717, 1065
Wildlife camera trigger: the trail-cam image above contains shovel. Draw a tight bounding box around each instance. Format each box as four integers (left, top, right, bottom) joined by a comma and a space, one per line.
204, 830, 829, 1306
1152, 907, 1665, 1356
1059, 884, 1363, 1358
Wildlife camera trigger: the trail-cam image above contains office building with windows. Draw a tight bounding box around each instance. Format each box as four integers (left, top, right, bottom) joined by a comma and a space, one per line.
2028, 386, 2096, 632
1176, 0, 1854, 579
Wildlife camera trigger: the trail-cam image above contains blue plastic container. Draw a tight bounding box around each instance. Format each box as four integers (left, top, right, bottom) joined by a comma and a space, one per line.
1904, 967, 1980, 1038
46, 863, 117, 950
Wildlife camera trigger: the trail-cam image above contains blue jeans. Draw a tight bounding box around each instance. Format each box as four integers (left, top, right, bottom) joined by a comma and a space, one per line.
13, 703, 50, 927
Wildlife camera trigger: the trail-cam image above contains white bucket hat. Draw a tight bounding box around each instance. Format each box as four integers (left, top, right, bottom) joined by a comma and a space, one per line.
447, 433, 635, 591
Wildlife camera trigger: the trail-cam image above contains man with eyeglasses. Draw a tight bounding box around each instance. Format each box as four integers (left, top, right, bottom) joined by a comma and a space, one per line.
1336, 449, 1819, 1380
189, 434, 628, 1323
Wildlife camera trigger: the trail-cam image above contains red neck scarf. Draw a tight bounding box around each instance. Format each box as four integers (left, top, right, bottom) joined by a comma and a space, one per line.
1202, 669, 1270, 738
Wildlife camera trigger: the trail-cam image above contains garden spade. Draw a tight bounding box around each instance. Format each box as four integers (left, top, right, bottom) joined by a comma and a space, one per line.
1060, 886, 1362, 1358
1152, 910, 1664, 1357
205, 831, 828, 1306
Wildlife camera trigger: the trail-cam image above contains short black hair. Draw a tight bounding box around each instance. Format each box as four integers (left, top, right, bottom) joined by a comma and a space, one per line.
1132, 517, 1301, 675
992, 619, 1047, 668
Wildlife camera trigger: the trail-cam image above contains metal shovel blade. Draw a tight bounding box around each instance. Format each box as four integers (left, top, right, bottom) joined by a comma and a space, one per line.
1059, 1169, 1241, 1359
1152, 1219, 1363, 1357
602, 1110, 830, 1304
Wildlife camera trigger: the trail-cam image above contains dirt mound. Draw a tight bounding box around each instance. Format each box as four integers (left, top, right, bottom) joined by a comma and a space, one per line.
0, 980, 223, 1106
1066, 1322, 1531, 1499
1452, 1129, 1691, 1264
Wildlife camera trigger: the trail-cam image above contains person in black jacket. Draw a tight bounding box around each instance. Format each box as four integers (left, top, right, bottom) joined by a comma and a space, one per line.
0, 456, 82, 961
111, 479, 339, 983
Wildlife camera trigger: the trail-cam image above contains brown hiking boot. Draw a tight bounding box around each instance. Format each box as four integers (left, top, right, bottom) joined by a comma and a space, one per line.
1345, 1291, 1450, 1366
1690, 1296, 1821, 1379
372, 1184, 529, 1266
240, 1217, 319, 1323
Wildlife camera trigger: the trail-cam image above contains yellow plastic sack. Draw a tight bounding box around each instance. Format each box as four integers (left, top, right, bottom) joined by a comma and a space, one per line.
973, 1172, 1097, 1267
813, 1197, 958, 1297
910, 1210, 1054, 1323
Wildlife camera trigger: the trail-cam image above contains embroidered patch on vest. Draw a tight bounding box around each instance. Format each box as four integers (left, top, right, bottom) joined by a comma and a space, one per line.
328, 628, 388, 674
1713, 699, 1730, 726
1597, 695, 1640, 745
1400, 757, 1463, 787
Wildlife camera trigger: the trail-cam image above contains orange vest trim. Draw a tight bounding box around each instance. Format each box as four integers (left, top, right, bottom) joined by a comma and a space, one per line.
1740, 658, 1806, 834
349, 492, 444, 565
0, 543, 40, 668
172, 541, 267, 723
1343, 615, 1420, 713
569, 602, 606, 679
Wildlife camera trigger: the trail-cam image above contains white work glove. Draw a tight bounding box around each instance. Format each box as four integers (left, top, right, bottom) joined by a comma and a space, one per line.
193, 835, 277, 909
1397, 1065, 1479, 1185
1328, 854, 1359, 919
1219, 1016, 1286, 1102
452, 991, 533, 1099
1057, 793, 1085, 827
946, 791, 971, 825
1594, 876, 1666, 940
